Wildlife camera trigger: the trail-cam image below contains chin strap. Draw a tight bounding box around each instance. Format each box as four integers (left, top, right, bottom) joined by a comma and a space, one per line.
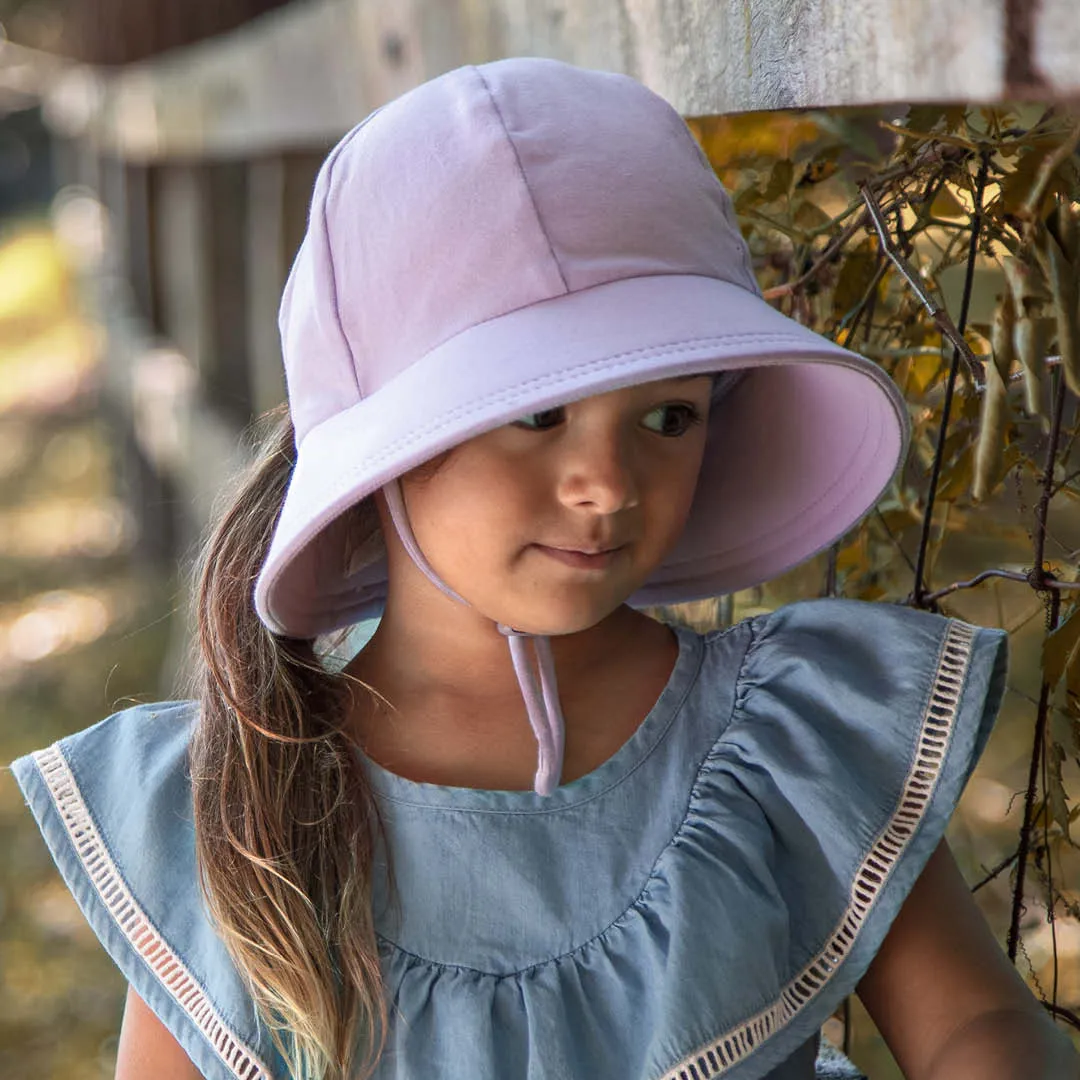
495, 628, 566, 795
382, 478, 566, 794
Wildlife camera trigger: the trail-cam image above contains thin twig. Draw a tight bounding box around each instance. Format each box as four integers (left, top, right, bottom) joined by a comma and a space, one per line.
878, 119, 982, 151
823, 544, 838, 598
837, 258, 888, 343
859, 181, 983, 384
1008, 588, 1058, 964
762, 210, 870, 300
1043, 1002, 1080, 1033
873, 508, 917, 574
1041, 700, 1058, 1009
1051, 462, 1080, 496
1009, 368, 1068, 965
798, 156, 939, 241
972, 849, 1020, 893
907, 153, 991, 607
920, 569, 1080, 605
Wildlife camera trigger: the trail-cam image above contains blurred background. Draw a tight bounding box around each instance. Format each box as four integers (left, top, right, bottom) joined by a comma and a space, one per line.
0, 2, 1077, 1078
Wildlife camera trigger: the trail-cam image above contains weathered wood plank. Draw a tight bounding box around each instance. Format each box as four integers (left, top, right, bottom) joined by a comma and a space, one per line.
46, 0, 1080, 161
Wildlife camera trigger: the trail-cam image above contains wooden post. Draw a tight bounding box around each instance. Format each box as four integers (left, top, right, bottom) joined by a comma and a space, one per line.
246, 150, 326, 419
246, 154, 287, 419
153, 163, 211, 375
205, 160, 252, 425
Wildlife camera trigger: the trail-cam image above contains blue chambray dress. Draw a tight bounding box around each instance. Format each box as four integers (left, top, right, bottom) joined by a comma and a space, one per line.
7, 598, 1008, 1080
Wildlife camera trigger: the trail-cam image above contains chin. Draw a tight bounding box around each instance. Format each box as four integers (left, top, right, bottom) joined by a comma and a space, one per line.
494, 597, 627, 638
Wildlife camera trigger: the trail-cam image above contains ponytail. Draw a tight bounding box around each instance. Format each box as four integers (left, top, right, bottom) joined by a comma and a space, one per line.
187, 404, 388, 1079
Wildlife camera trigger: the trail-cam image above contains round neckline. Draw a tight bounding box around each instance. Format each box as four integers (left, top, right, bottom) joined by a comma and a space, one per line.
355, 622, 705, 813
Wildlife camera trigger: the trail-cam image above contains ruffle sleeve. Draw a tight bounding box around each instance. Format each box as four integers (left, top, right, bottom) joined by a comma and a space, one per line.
7, 701, 285, 1080
666, 598, 1008, 1079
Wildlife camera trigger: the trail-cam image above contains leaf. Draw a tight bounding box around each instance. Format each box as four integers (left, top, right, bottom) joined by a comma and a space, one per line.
1064, 637, 1080, 735
1045, 740, 1073, 842
793, 199, 832, 231
905, 105, 949, 135
1050, 699, 1080, 757
997, 144, 1072, 217
761, 159, 795, 202
936, 448, 974, 501
929, 186, 968, 219
832, 246, 877, 315
733, 182, 764, 214
906, 353, 946, 396
835, 541, 869, 575
1042, 604, 1080, 688
971, 356, 1008, 503
796, 149, 842, 186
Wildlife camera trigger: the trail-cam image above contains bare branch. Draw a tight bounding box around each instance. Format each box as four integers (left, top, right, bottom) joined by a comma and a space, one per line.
761, 210, 869, 300
859, 181, 982, 383
920, 568, 1080, 605
1043, 1002, 1080, 1033
1009, 579, 1063, 965
905, 153, 991, 609
972, 849, 1020, 893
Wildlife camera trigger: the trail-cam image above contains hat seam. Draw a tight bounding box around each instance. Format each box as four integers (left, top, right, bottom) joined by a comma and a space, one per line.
318, 123, 365, 403
341, 332, 882, 472
669, 123, 760, 296
472, 64, 570, 294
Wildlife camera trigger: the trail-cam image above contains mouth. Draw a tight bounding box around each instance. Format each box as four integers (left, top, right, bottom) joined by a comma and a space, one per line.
533, 544, 625, 570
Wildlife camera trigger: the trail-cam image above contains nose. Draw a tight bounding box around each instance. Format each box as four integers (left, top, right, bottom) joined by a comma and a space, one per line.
554, 422, 640, 514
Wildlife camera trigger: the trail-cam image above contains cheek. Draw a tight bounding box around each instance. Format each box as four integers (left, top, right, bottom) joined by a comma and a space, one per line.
404, 454, 533, 565
649, 443, 707, 535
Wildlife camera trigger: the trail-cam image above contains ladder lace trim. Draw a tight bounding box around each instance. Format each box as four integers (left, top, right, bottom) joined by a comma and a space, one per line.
660, 619, 976, 1080
32, 742, 272, 1080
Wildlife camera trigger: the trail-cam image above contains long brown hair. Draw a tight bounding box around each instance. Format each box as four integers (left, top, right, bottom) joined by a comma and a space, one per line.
186, 404, 388, 1079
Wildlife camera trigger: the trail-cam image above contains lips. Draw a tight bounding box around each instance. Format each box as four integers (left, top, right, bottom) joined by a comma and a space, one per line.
533, 543, 625, 570
542, 543, 623, 555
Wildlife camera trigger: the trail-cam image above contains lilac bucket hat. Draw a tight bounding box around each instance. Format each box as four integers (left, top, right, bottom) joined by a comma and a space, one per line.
253, 57, 909, 792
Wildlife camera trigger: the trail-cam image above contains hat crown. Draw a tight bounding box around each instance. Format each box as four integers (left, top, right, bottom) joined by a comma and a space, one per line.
280, 57, 757, 442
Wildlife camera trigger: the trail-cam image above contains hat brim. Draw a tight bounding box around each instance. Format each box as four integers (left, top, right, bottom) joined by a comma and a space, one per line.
255, 273, 909, 636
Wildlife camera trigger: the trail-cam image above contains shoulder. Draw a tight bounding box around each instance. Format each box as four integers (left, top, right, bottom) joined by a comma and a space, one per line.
734, 597, 1008, 719
10, 699, 198, 839
743, 594, 1005, 656
10, 697, 197, 775
719, 598, 1009, 806
8, 700, 285, 1080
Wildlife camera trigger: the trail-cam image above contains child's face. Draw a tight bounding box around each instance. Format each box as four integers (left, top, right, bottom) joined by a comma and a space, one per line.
390, 374, 715, 636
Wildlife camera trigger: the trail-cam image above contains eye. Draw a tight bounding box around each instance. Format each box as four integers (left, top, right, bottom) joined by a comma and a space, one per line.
512, 406, 565, 431
511, 402, 705, 436
642, 403, 705, 437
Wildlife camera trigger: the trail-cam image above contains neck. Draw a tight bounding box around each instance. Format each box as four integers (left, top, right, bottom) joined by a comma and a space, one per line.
348, 594, 656, 707
340, 595, 677, 790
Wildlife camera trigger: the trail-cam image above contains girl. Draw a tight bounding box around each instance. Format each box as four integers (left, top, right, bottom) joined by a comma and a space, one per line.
8, 57, 1078, 1080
